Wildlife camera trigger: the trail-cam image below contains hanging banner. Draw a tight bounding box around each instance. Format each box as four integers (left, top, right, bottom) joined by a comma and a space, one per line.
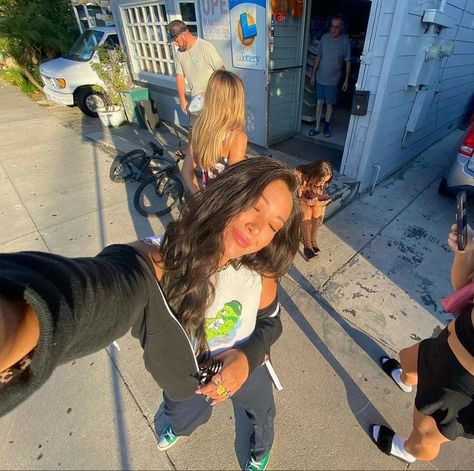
230, 0, 266, 70
199, 0, 231, 41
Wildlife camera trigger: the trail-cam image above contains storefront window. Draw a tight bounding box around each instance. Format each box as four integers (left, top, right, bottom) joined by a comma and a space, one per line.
179, 2, 197, 33
122, 1, 174, 76
121, 1, 200, 78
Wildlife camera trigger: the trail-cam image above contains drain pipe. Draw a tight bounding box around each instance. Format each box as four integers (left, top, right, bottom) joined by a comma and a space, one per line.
370, 165, 381, 195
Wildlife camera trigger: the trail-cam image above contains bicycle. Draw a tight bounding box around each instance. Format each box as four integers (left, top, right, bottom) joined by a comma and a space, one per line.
109, 141, 164, 183
109, 140, 184, 217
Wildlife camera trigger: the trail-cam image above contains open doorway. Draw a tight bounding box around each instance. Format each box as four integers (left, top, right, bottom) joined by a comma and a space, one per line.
270, 0, 372, 170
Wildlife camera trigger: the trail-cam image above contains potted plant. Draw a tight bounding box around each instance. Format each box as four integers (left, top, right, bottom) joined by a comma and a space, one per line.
90, 45, 131, 127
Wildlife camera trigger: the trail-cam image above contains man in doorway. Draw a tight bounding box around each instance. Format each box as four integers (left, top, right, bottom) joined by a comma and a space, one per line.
166, 20, 224, 152
309, 15, 351, 138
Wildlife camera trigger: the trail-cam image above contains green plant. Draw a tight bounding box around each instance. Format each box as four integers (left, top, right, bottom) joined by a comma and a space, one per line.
0, 64, 37, 94
0, 0, 76, 91
91, 46, 131, 110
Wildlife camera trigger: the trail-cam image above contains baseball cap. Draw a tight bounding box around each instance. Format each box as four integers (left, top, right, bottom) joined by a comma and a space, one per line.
167, 20, 188, 43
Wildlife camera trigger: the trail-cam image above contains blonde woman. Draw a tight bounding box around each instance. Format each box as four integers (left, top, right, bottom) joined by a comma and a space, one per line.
182, 70, 248, 194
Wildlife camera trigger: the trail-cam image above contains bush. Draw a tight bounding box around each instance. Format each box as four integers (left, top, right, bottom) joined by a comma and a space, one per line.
0, 0, 76, 91
91, 46, 131, 110
0, 65, 37, 95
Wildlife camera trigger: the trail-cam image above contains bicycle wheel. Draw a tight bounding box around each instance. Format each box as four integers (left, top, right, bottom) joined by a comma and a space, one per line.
109, 149, 146, 182
133, 173, 184, 217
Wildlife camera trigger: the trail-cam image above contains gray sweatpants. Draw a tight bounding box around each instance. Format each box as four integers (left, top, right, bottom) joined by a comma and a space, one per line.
163, 365, 275, 460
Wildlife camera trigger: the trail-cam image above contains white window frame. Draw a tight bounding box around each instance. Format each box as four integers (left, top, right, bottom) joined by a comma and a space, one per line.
171, 1, 201, 37
120, 0, 201, 86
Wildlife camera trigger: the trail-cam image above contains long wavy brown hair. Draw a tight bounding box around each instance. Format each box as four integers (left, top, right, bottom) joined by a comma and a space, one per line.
160, 157, 301, 358
192, 70, 245, 170
296, 159, 333, 190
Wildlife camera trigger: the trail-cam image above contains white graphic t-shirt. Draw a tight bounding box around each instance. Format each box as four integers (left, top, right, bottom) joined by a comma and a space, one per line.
205, 264, 262, 356
141, 236, 262, 356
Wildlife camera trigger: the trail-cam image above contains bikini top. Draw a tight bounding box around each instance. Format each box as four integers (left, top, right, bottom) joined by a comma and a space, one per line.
455, 304, 474, 356
199, 158, 228, 186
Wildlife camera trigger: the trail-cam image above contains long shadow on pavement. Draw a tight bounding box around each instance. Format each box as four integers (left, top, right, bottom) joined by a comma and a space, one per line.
278, 286, 389, 434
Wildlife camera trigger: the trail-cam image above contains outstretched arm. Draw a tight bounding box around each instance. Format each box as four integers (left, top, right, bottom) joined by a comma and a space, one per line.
0, 294, 39, 373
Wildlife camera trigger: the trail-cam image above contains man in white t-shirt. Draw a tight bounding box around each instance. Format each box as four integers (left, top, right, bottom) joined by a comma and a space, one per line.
167, 20, 224, 129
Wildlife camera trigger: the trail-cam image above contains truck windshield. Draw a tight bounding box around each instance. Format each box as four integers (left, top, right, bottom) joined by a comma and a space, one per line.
64, 29, 105, 62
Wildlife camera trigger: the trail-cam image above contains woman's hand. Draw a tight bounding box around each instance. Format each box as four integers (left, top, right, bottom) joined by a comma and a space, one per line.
316, 198, 331, 207
196, 348, 249, 405
448, 223, 474, 253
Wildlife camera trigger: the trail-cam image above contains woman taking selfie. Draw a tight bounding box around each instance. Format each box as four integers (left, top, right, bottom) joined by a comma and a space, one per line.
0, 158, 301, 471
182, 70, 248, 193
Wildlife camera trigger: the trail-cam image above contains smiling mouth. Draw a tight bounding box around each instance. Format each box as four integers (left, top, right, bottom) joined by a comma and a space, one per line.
232, 228, 250, 248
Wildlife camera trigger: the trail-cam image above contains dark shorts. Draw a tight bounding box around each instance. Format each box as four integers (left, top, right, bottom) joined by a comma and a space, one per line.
415, 328, 474, 440
316, 83, 338, 105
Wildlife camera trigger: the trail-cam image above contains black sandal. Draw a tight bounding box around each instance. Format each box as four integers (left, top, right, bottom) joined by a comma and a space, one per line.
379, 356, 411, 392
370, 424, 394, 456
370, 424, 416, 464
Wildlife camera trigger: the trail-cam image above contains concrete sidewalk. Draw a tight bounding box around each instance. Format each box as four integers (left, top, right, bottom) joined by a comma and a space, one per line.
0, 84, 473, 470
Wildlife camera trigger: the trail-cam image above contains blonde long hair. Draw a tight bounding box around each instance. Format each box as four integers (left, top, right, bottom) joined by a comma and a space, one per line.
192, 70, 245, 170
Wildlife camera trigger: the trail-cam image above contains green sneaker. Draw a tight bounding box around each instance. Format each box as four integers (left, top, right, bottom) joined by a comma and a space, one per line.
157, 424, 180, 451
245, 451, 270, 471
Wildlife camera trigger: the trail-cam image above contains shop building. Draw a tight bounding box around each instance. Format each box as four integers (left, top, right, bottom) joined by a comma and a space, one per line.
110, 0, 474, 191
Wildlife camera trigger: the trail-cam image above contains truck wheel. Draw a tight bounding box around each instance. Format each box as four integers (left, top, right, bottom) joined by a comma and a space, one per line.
76, 88, 105, 118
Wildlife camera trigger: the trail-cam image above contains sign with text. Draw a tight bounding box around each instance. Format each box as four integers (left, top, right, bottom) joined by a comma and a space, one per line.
230, 0, 265, 70
200, 0, 231, 41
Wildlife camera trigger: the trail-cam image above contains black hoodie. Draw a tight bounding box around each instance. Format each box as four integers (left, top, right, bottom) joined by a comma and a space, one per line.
0, 244, 281, 417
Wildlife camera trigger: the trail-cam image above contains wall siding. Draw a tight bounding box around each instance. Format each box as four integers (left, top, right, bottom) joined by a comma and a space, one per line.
356, 0, 474, 190
340, 0, 397, 179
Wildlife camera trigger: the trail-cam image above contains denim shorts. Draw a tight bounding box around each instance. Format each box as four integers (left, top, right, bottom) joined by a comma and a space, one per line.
316, 83, 338, 105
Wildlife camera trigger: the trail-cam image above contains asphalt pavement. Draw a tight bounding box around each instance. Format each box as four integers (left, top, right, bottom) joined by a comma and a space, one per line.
0, 82, 473, 470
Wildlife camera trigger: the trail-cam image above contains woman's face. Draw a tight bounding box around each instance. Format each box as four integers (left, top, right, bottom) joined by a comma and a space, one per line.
221, 180, 293, 262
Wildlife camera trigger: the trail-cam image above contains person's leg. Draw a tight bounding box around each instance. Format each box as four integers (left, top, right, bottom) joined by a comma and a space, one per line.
404, 408, 450, 460
399, 342, 419, 387
323, 86, 338, 137
310, 205, 324, 253
163, 391, 212, 436
186, 110, 201, 161
232, 366, 276, 462
310, 83, 324, 136
300, 200, 316, 260
325, 104, 333, 124
380, 341, 419, 393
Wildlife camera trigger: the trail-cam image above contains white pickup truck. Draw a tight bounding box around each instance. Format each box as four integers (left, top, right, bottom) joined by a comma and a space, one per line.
39, 26, 119, 117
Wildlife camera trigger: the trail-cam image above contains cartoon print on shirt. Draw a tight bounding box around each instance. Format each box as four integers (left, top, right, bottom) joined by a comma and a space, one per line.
205, 300, 242, 347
